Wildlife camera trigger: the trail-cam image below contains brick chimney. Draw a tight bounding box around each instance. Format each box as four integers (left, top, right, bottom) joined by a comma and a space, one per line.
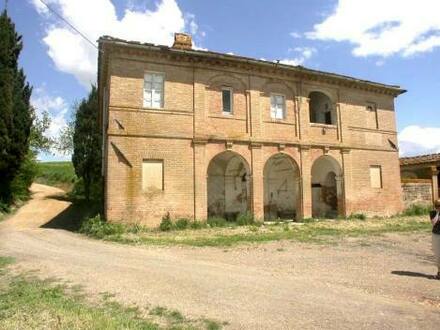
172, 33, 192, 50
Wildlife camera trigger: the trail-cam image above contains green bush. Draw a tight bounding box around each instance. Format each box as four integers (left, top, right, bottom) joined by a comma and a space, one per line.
207, 216, 229, 227
159, 213, 173, 231
174, 218, 190, 230
0, 201, 10, 214
401, 204, 431, 216
236, 212, 255, 226
190, 220, 205, 229
9, 152, 38, 202
347, 213, 367, 220
126, 223, 146, 234
79, 215, 124, 239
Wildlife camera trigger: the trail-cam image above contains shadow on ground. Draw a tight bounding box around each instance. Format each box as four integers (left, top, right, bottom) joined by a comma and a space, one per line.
391, 270, 437, 280
41, 197, 100, 232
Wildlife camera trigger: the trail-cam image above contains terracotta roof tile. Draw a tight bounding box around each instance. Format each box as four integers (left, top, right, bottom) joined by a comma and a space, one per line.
400, 153, 440, 165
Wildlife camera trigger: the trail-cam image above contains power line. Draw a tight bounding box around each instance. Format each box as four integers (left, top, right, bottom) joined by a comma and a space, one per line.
38, 0, 101, 52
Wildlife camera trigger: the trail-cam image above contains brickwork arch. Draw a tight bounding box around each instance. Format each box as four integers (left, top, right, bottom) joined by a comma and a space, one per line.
207, 151, 250, 220
263, 153, 300, 221
311, 155, 343, 218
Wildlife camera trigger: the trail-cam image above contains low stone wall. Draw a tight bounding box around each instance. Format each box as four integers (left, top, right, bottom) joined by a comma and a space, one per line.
401, 179, 432, 207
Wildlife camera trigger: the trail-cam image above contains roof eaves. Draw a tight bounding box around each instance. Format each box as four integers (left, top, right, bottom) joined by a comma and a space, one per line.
98, 36, 406, 96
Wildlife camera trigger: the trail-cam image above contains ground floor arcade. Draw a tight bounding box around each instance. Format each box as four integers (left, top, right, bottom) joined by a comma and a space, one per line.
105, 137, 404, 226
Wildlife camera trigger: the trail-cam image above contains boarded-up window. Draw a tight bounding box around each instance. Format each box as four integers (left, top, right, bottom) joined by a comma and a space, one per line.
142, 160, 163, 191
370, 165, 382, 188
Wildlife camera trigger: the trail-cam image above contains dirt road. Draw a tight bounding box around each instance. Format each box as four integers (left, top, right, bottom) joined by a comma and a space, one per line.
1, 184, 440, 329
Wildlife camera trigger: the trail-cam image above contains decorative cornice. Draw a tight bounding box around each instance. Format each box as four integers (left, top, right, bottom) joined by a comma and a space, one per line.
98, 36, 406, 97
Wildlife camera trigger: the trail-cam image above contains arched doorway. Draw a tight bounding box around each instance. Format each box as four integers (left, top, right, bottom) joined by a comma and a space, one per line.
264, 153, 300, 221
207, 151, 250, 220
311, 155, 342, 218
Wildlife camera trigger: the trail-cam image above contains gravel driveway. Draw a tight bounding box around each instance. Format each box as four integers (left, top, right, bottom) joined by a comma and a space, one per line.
1, 184, 440, 329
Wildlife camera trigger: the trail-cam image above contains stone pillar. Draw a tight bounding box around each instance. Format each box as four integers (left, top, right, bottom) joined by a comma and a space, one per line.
341, 148, 351, 217
335, 102, 343, 142
250, 143, 264, 221
248, 89, 262, 140
431, 166, 439, 203
193, 139, 207, 220
335, 175, 344, 217
296, 96, 310, 140
299, 145, 312, 219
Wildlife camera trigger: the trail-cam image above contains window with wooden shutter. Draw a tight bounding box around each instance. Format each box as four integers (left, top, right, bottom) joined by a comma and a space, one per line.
143, 73, 164, 108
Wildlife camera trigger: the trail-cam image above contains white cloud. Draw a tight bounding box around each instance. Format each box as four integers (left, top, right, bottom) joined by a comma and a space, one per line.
280, 47, 316, 66
289, 32, 302, 39
31, 0, 203, 88
398, 125, 440, 156
31, 87, 70, 139
306, 0, 440, 58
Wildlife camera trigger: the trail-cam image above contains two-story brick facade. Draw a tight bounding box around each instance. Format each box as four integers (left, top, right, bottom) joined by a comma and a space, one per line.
98, 33, 405, 226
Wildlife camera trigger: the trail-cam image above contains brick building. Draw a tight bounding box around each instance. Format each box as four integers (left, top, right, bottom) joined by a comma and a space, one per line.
98, 33, 405, 226
400, 153, 440, 207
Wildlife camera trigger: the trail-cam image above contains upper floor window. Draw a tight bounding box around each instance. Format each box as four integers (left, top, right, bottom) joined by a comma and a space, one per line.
366, 102, 379, 129
309, 91, 335, 125
270, 94, 285, 119
143, 72, 164, 108
222, 87, 233, 114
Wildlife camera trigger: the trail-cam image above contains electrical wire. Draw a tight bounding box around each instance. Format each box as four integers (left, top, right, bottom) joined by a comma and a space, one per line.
38, 0, 101, 52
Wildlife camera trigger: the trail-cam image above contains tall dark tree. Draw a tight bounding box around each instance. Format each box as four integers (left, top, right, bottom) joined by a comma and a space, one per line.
0, 10, 32, 203
72, 85, 101, 201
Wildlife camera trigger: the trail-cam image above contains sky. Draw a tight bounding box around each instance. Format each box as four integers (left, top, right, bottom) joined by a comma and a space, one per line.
7, 0, 440, 160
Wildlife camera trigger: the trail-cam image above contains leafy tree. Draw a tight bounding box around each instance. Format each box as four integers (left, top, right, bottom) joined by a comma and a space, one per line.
72, 85, 102, 201
29, 107, 53, 153
0, 10, 32, 204
56, 115, 74, 155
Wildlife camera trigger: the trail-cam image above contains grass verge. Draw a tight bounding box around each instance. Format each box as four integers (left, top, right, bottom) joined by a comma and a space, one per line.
0, 256, 222, 329
79, 215, 431, 248
35, 161, 76, 191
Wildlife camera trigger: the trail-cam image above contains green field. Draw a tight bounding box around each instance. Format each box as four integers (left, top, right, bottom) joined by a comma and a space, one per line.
35, 161, 76, 191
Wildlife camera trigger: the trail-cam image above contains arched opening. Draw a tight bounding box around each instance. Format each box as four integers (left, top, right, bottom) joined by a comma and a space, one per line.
207, 151, 250, 220
311, 156, 342, 218
264, 153, 300, 221
309, 91, 336, 125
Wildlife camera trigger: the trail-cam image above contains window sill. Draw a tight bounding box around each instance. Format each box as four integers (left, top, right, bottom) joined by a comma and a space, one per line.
310, 123, 337, 129
264, 119, 295, 125
208, 114, 246, 121
142, 106, 164, 111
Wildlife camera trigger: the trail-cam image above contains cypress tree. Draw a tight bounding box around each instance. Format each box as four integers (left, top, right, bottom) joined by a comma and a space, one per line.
72, 85, 102, 201
0, 10, 32, 203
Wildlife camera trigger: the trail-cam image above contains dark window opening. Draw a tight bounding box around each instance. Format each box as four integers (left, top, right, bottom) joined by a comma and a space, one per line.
222, 88, 232, 113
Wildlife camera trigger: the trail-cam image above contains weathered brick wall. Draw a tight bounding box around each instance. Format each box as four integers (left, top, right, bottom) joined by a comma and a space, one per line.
102, 46, 403, 226
401, 180, 432, 207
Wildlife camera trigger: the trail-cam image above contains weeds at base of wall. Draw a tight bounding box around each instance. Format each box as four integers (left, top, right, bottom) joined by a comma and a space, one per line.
399, 204, 431, 217
78, 211, 432, 249
158, 212, 257, 232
